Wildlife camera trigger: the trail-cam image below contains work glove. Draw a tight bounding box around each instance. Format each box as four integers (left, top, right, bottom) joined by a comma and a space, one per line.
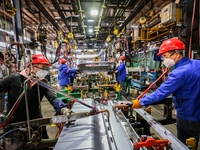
131, 99, 142, 109
53, 99, 68, 115
61, 107, 72, 116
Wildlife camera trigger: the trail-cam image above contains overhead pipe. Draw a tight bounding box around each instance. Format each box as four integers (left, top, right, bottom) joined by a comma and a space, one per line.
51, 0, 71, 31
119, 0, 151, 31
77, 0, 86, 38
31, 0, 59, 30
188, 0, 197, 59
95, 0, 107, 38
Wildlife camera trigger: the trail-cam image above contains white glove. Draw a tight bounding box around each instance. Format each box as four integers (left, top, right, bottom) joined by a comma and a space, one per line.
61, 107, 71, 117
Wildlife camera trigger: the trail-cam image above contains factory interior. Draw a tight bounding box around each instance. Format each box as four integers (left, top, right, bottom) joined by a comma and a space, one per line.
0, 0, 199, 150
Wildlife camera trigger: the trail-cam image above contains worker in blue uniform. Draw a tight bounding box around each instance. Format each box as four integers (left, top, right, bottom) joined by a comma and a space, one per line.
129, 38, 200, 149
116, 55, 128, 100
58, 58, 77, 89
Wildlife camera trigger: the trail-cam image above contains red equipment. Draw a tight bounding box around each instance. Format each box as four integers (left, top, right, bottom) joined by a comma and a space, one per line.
134, 136, 171, 150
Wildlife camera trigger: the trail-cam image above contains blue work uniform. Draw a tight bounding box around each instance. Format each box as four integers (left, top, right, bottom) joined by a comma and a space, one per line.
140, 57, 200, 148
117, 61, 126, 82
117, 61, 128, 99
58, 64, 76, 87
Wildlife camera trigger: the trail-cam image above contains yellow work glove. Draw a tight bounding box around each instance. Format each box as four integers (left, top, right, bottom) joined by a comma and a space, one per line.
131, 99, 142, 109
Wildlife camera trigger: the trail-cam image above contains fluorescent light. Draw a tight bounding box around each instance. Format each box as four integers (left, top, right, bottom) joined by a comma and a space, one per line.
88, 19, 94, 22
88, 29, 93, 32
91, 10, 98, 15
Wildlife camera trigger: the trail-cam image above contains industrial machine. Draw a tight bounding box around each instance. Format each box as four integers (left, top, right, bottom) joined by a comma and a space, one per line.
0, 70, 191, 150
54, 98, 189, 150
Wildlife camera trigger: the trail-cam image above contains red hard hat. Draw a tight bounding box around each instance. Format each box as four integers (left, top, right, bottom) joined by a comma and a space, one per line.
60, 58, 67, 64
157, 38, 186, 56
119, 55, 125, 60
32, 54, 51, 66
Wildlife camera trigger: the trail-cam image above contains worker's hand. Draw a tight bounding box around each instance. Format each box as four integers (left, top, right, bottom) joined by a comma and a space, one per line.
61, 107, 71, 117
131, 99, 142, 109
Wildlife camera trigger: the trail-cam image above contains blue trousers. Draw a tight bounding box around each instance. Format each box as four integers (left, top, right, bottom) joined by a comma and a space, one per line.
177, 118, 200, 150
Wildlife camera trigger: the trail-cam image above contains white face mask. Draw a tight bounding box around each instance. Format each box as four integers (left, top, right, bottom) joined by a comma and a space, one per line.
36, 69, 49, 80
163, 58, 175, 68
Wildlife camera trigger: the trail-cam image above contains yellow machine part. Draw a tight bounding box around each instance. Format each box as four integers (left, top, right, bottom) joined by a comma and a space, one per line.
106, 35, 111, 42
103, 89, 108, 98
114, 83, 121, 92
68, 32, 74, 39
176, 7, 182, 22
54, 41, 59, 49
186, 137, 196, 150
114, 28, 119, 35
65, 86, 73, 94
139, 17, 146, 24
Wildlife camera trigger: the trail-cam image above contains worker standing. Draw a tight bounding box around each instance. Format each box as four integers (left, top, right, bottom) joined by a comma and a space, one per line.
116, 55, 129, 100
129, 38, 200, 150
58, 58, 77, 89
0, 54, 70, 147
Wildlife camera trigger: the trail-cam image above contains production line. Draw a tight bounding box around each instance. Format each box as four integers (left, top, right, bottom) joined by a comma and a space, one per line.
0, 0, 199, 150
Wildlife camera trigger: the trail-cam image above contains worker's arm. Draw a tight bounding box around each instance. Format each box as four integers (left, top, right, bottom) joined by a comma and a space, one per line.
44, 88, 69, 114
67, 68, 76, 74
139, 72, 184, 107
0, 74, 15, 91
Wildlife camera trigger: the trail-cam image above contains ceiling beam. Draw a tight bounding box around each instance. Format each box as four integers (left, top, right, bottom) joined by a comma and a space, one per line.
31, 0, 59, 30
119, 0, 151, 31
51, 0, 71, 31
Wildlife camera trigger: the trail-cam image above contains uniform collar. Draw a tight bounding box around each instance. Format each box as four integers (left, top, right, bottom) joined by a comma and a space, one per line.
174, 57, 189, 69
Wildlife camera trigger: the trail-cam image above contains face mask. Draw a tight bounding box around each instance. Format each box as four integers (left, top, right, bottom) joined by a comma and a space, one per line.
163, 58, 175, 68
36, 69, 49, 80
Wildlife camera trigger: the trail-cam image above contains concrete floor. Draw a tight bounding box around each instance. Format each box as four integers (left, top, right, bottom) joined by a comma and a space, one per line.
41, 93, 200, 150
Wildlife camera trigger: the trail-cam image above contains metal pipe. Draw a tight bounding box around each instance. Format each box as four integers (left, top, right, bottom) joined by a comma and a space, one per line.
95, 0, 106, 38
97, 109, 110, 121
188, 0, 197, 59
119, 0, 151, 31
51, 0, 70, 30
24, 78, 32, 141
31, 0, 59, 30
199, 0, 200, 46
77, 0, 86, 38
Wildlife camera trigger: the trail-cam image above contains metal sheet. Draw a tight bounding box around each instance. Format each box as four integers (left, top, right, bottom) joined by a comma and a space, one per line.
77, 61, 115, 72
54, 99, 133, 150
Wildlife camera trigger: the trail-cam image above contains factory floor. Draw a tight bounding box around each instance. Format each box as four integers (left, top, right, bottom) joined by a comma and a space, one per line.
41, 92, 200, 150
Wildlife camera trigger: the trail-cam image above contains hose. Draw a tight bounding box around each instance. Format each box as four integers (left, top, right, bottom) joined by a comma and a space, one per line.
0, 128, 27, 140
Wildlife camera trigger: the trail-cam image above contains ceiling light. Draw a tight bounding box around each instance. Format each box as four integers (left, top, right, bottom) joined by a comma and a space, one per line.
88, 29, 93, 32
91, 10, 98, 16
88, 20, 94, 22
